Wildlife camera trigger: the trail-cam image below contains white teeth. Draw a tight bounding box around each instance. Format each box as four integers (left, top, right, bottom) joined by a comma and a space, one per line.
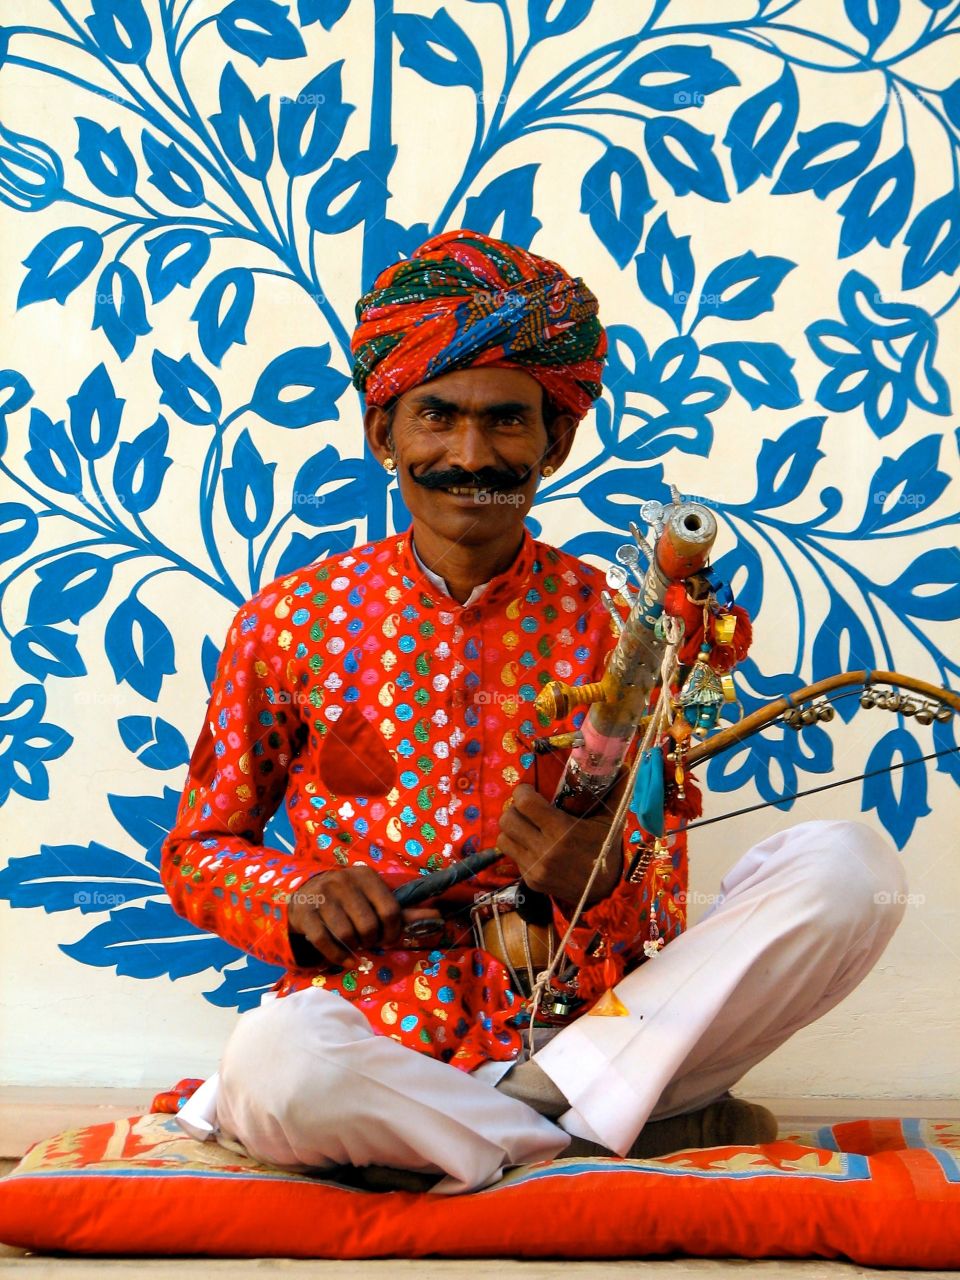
446, 486, 480, 496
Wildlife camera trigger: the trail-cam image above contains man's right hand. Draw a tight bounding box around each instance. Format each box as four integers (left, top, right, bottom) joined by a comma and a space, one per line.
287, 866, 443, 968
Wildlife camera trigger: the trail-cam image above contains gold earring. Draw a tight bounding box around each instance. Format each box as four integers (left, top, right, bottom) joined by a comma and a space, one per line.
542, 464, 555, 478
383, 457, 396, 473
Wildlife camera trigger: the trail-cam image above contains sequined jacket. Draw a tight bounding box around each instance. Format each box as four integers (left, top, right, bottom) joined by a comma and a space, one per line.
160, 527, 688, 1070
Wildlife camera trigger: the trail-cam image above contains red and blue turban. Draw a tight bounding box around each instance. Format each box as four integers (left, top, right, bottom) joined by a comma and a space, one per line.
350, 230, 607, 422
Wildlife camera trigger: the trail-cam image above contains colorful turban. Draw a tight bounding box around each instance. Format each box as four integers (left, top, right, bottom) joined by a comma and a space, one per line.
350, 229, 607, 421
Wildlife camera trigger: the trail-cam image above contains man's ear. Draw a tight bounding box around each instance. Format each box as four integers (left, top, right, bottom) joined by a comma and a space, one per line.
543, 413, 578, 473
364, 404, 394, 464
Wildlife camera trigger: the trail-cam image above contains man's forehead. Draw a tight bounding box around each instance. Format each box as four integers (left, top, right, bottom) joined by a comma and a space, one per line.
401, 367, 543, 410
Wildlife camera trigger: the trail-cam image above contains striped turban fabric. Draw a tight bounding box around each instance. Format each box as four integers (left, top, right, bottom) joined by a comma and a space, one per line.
350, 230, 607, 422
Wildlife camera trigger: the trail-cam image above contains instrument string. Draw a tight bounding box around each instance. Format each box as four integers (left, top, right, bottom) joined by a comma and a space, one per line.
678, 746, 958, 833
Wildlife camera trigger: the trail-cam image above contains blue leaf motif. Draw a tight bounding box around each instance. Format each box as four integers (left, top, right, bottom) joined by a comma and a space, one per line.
944, 78, 960, 130
609, 44, 738, 111
18, 227, 103, 308
844, 0, 899, 52
85, 0, 152, 63
395, 8, 482, 88
145, 229, 211, 303
702, 341, 800, 410
902, 191, 960, 290
141, 131, 204, 208
527, 0, 593, 40
201, 635, 221, 693
772, 110, 883, 199
92, 261, 151, 361
752, 416, 826, 508
297, 0, 351, 29
223, 427, 276, 537
27, 552, 114, 626
0, 121, 64, 212
0, 843, 160, 914
578, 465, 665, 528
0, 370, 33, 453
251, 345, 350, 427
862, 727, 929, 849
0, 684, 72, 805
75, 117, 138, 198
634, 212, 694, 332
0, 503, 38, 565
293, 445, 365, 526
275, 526, 356, 576
644, 117, 728, 202
705, 660, 833, 804
105, 597, 177, 701
462, 165, 542, 247
217, 0, 308, 65
305, 148, 394, 234
25, 409, 82, 495
711, 536, 764, 616
581, 146, 652, 268
209, 62, 274, 179
152, 351, 222, 425
882, 549, 960, 622
61, 900, 239, 980
118, 716, 190, 770
191, 268, 255, 366
837, 147, 914, 262
807, 270, 950, 436
811, 592, 875, 721
108, 788, 182, 869
932, 712, 960, 787
113, 414, 172, 514
604, 331, 725, 461
10, 625, 86, 682
723, 64, 798, 192
67, 362, 123, 460
696, 251, 795, 323
278, 62, 354, 177
859, 435, 950, 533
203, 955, 285, 1011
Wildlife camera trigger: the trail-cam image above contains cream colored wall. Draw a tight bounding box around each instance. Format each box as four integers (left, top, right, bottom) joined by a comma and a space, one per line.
1, 0, 958, 1097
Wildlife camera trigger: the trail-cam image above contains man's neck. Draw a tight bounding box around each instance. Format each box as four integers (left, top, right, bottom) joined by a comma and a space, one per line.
411, 524, 525, 604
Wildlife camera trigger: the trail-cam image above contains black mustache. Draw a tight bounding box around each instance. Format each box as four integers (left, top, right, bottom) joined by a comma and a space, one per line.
411, 464, 536, 492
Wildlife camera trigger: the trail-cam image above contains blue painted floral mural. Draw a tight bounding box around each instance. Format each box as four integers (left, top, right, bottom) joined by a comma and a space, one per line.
0, 0, 957, 1013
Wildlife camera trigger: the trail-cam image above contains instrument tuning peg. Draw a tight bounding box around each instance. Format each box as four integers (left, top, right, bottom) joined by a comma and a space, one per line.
600, 590, 624, 635
615, 543, 647, 589
669, 483, 682, 506
639, 499, 665, 537
628, 521, 655, 563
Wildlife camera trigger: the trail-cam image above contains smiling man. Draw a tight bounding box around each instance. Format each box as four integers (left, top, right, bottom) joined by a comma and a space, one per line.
161, 230, 907, 1194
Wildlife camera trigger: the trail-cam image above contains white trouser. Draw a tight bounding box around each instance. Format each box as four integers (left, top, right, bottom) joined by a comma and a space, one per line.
177, 820, 907, 1193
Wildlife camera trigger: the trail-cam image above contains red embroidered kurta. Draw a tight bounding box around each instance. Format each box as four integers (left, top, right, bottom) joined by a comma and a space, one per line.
160, 528, 688, 1070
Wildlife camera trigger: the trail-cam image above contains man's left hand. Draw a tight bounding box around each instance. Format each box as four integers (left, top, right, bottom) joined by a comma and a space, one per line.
495, 774, 627, 908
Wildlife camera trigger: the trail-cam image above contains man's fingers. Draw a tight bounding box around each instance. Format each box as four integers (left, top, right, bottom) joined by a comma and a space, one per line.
352, 866, 404, 946
303, 918, 353, 967
510, 783, 552, 822
316, 900, 359, 960
499, 799, 542, 843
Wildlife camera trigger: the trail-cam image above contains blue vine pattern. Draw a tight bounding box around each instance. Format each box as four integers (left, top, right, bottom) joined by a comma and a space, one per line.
0, 0, 957, 1011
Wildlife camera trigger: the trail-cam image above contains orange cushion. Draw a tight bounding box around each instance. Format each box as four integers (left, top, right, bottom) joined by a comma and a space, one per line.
1, 1113, 958, 1265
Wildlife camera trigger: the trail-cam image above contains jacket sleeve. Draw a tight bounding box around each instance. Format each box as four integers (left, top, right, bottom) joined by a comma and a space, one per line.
160, 597, 312, 970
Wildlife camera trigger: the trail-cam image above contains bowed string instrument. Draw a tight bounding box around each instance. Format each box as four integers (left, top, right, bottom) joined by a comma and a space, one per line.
397, 487, 959, 1018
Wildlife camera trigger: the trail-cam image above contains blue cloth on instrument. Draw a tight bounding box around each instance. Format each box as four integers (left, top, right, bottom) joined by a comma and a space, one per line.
630, 746, 665, 836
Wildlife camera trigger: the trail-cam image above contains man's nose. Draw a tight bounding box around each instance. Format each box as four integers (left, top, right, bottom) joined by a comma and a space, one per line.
445, 420, 497, 473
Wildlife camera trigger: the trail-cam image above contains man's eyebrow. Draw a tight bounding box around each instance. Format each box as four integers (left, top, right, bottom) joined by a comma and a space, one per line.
410, 394, 535, 416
